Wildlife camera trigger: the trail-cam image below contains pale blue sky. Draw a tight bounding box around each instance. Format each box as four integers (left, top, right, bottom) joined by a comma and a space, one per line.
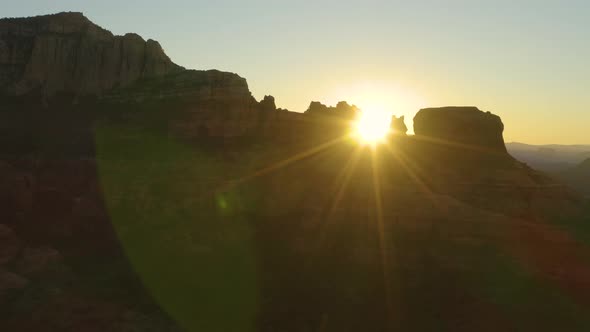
4, 0, 590, 144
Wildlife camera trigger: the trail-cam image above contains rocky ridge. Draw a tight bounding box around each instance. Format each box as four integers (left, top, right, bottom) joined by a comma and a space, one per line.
0, 12, 518, 148
0, 12, 182, 96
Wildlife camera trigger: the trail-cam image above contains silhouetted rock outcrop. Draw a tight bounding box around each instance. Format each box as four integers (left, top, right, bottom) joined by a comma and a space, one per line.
305, 101, 359, 119
390, 115, 408, 135
0, 12, 182, 96
413, 106, 507, 152
259, 95, 277, 112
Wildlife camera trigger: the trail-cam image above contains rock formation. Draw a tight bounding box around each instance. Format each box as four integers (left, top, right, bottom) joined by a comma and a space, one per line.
259, 95, 277, 112
413, 106, 507, 152
305, 101, 359, 119
0, 12, 522, 151
0, 12, 182, 96
390, 115, 408, 135
0, 12, 364, 141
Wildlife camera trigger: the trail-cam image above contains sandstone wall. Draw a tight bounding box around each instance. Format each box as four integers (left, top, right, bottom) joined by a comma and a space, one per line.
0, 12, 181, 96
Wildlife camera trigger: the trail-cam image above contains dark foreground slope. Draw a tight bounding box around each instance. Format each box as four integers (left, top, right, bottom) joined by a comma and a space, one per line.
1, 12, 590, 332
2, 103, 589, 332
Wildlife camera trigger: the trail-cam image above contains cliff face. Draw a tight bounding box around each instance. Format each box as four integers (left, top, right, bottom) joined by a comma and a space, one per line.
0, 12, 181, 96
413, 106, 507, 152
0, 12, 280, 138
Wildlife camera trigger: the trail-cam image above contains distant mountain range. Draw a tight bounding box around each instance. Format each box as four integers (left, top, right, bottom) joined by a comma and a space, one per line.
507, 142, 590, 196
506, 142, 590, 171
556, 158, 590, 197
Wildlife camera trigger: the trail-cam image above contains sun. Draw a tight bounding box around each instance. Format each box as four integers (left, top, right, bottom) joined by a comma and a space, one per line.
353, 109, 391, 145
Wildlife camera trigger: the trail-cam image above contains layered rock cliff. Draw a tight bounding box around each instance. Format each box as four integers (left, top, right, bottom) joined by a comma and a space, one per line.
0, 12, 182, 96
0, 12, 285, 138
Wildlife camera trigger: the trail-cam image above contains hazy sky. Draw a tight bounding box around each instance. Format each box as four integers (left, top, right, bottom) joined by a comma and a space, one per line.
4, 1, 590, 144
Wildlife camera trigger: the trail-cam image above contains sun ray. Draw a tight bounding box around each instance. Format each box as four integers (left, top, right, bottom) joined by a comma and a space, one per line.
326, 146, 362, 219
383, 142, 446, 213
314, 145, 363, 246
370, 147, 394, 322
216, 135, 347, 194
